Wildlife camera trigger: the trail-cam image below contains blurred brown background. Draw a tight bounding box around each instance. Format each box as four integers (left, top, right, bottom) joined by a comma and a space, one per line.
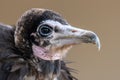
0, 0, 120, 80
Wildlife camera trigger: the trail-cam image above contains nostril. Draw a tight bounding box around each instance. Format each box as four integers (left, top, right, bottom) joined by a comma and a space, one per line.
71, 30, 77, 33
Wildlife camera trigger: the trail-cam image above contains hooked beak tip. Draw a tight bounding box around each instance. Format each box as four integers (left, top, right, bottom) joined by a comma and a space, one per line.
95, 36, 101, 51
80, 31, 101, 50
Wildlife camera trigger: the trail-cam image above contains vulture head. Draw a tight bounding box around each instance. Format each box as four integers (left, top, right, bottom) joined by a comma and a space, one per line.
0, 8, 101, 80
15, 8, 100, 61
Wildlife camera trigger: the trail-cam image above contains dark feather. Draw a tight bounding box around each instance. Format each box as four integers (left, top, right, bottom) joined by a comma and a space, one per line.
0, 23, 77, 80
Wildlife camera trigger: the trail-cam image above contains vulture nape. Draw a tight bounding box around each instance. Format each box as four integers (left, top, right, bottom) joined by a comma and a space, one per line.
0, 8, 100, 80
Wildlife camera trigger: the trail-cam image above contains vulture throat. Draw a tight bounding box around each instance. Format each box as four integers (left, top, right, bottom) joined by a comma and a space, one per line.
0, 8, 100, 80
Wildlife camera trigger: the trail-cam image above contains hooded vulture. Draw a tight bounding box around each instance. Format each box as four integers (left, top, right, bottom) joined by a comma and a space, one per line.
0, 8, 100, 80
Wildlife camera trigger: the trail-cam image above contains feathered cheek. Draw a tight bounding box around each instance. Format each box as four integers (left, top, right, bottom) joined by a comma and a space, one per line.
32, 44, 61, 60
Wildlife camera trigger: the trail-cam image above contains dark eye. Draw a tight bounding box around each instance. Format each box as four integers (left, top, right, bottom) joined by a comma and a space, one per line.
38, 25, 53, 37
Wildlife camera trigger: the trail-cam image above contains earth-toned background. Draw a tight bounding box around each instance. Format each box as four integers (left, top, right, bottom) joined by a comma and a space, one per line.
0, 0, 120, 80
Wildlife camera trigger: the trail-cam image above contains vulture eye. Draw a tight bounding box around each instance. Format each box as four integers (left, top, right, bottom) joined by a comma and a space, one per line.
38, 25, 53, 37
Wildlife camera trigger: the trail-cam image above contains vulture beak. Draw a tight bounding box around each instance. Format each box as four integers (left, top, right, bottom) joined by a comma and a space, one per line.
52, 25, 101, 50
